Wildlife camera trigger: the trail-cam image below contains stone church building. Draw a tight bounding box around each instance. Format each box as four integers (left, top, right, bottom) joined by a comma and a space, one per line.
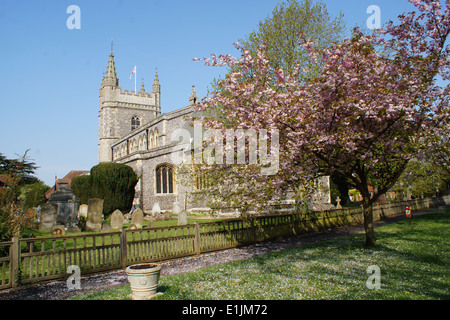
98, 50, 331, 215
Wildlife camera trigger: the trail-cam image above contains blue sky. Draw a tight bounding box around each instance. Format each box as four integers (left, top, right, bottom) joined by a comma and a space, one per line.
0, 0, 421, 186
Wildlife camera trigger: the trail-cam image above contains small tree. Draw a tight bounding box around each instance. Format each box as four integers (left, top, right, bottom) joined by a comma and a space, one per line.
392, 159, 447, 198
237, 0, 345, 80
0, 151, 37, 240
20, 181, 50, 210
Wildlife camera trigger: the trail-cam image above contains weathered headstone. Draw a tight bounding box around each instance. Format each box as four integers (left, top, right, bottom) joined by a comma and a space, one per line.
101, 224, 111, 233
162, 212, 171, 221
51, 225, 66, 236
131, 208, 144, 229
86, 198, 104, 232
48, 182, 79, 229
172, 201, 181, 215
111, 209, 124, 230
175, 202, 187, 226
129, 224, 138, 230
151, 202, 161, 217
144, 214, 154, 222
78, 204, 88, 218
39, 203, 58, 232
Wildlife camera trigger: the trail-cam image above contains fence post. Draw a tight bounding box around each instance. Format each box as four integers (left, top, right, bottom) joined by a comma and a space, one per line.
291, 214, 297, 236
250, 218, 256, 242
194, 222, 201, 255
120, 229, 128, 269
10, 236, 20, 289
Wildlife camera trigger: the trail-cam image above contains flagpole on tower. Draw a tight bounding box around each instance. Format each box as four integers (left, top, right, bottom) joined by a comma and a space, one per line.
130, 65, 137, 93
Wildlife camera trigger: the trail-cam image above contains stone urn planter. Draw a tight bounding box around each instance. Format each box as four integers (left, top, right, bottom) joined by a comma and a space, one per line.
126, 263, 162, 300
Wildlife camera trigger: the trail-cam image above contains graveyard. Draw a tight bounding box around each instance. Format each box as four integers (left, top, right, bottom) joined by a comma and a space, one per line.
31, 204, 226, 238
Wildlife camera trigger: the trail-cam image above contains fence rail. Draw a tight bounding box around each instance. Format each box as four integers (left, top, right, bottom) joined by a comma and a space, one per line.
0, 195, 448, 291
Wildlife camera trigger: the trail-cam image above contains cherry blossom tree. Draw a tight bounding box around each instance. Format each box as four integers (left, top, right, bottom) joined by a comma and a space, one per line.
195, 0, 449, 247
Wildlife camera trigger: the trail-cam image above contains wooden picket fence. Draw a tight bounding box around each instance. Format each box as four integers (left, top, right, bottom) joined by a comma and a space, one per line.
0, 195, 448, 291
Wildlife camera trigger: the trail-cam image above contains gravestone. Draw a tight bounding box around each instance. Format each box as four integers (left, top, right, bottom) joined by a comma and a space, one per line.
78, 204, 88, 218
39, 203, 58, 232
129, 224, 138, 230
111, 209, 124, 230
336, 197, 342, 210
144, 214, 154, 222
151, 202, 161, 217
162, 212, 171, 221
101, 224, 111, 233
175, 202, 187, 226
172, 201, 181, 215
51, 225, 66, 236
86, 198, 104, 232
48, 182, 79, 230
131, 208, 144, 229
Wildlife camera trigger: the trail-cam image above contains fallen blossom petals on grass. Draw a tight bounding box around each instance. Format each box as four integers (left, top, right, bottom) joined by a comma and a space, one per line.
70, 210, 449, 300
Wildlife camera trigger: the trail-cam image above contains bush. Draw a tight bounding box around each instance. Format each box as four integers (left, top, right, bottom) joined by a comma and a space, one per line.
20, 182, 50, 210
71, 175, 92, 205
72, 163, 138, 218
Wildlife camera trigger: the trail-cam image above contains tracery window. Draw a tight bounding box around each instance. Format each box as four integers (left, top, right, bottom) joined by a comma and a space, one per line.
155, 164, 175, 194
193, 167, 210, 191
131, 116, 141, 131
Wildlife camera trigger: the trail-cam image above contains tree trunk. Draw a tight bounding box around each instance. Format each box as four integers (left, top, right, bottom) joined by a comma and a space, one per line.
362, 201, 376, 247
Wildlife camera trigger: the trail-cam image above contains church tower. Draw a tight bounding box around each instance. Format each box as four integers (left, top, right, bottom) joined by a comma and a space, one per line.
98, 50, 162, 163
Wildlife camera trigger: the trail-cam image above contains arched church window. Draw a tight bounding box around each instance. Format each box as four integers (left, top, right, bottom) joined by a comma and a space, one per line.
131, 116, 141, 131
140, 134, 147, 150
138, 136, 144, 151
193, 166, 210, 191
149, 130, 154, 149
154, 129, 159, 148
155, 164, 175, 194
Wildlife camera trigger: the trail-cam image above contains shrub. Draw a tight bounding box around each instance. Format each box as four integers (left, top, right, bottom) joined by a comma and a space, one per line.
20, 181, 50, 210
71, 163, 138, 218
71, 175, 92, 205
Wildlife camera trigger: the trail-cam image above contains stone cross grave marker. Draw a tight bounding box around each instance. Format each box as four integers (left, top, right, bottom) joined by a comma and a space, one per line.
336, 196, 342, 209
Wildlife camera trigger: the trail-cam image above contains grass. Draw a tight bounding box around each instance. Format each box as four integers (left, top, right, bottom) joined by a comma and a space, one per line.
71, 210, 450, 300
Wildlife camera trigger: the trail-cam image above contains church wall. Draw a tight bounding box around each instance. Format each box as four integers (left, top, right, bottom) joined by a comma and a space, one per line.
114, 106, 199, 214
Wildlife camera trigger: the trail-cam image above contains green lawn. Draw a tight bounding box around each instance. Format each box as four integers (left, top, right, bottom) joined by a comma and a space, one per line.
70, 210, 449, 300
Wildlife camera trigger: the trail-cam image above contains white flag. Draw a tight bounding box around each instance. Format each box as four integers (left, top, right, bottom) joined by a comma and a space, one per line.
130, 66, 136, 79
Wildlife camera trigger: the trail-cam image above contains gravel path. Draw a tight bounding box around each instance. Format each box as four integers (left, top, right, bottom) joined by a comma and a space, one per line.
0, 210, 434, 300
